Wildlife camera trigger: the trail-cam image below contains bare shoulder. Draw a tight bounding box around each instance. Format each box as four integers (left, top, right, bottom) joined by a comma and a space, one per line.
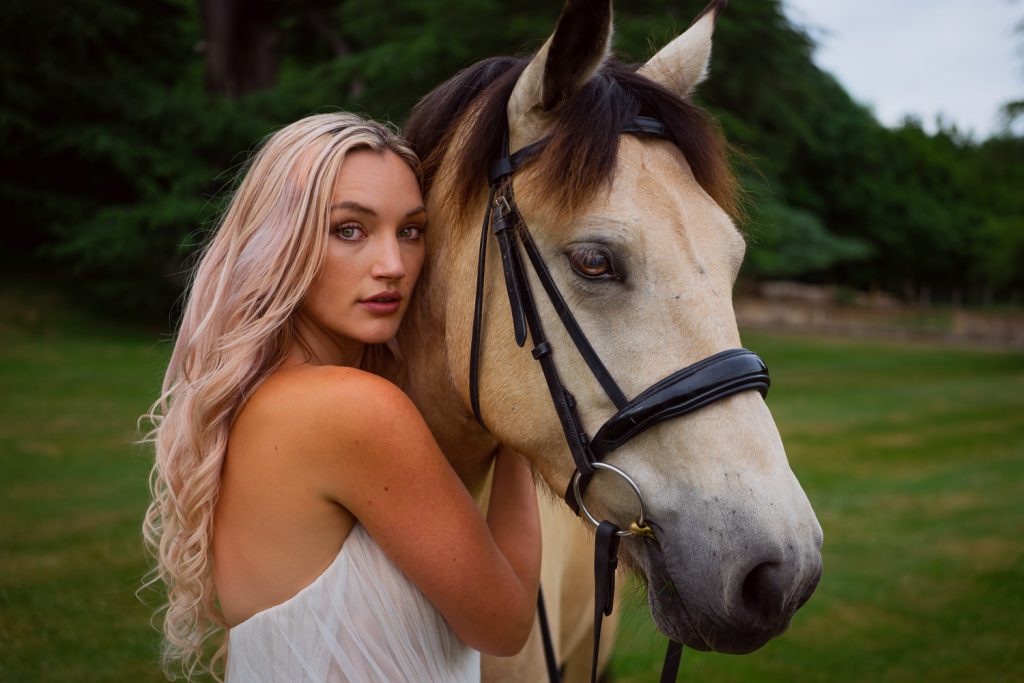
238, 365, 430, 460
249, 364, 412, 413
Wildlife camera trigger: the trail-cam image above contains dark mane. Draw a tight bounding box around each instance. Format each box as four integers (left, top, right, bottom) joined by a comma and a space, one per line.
404, 55, 740, 221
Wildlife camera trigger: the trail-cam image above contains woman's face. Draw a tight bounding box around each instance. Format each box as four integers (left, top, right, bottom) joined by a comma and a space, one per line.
298, 149, 426, 365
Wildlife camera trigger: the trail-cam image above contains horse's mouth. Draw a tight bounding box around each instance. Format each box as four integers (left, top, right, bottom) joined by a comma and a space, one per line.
628, 524, 790, 654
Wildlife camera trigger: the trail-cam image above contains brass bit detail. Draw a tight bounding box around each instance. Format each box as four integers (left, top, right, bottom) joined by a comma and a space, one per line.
630, 521, 656, 539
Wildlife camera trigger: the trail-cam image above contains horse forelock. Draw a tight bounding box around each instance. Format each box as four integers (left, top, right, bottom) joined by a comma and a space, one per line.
403, 56, 742, 234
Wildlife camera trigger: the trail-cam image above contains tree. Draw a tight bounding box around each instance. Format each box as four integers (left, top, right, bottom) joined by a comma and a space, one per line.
2, 0, 1020, 316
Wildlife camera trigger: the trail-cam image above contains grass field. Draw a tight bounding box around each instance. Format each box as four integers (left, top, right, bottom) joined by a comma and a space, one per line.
2, 289, 1022, 682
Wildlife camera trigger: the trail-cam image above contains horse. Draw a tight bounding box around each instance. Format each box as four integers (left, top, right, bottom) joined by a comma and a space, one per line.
398, 1, 824, 680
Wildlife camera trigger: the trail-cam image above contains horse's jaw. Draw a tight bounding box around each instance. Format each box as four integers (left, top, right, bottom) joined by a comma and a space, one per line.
629, 526, 820, 654
609, 395, 824, 654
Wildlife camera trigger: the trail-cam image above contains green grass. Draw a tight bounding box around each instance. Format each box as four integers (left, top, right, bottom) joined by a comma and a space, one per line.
610, 332, 1024, 683
0, 287, 171, 682
2, 289, 1022, 682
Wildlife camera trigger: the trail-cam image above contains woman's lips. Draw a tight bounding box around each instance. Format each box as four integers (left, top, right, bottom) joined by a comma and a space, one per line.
359, 292, 402, 315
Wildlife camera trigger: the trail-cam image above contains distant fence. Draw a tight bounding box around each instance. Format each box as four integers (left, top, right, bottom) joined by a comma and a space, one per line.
736, 288, 1024, 349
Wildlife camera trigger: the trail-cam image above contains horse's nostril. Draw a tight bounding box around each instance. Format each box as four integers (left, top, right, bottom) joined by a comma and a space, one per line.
740, 562, 788, 626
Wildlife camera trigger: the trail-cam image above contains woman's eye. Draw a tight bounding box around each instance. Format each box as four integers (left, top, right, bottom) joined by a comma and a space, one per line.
399, 225, 425, 240
334, 224, 365, 240
568, 247, 617, 280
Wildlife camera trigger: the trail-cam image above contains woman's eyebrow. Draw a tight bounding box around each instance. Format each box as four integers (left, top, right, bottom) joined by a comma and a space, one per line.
331, 200, 376, 215
330, 201, 426, 218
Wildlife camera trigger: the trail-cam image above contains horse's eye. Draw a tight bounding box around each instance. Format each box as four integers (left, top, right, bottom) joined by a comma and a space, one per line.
568, 247, 617, 280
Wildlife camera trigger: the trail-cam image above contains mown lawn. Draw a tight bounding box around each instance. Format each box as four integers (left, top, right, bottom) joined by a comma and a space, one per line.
611, 332, 1024, 683
0, 289, 172, 682
2, 290, 1022, 682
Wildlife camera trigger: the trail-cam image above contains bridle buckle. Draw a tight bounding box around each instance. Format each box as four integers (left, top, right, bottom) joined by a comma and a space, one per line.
493, 194, 512, 218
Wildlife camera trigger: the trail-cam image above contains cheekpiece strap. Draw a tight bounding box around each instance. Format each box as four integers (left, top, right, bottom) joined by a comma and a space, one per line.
491, 192, 529, 347
518, 226, 628, 409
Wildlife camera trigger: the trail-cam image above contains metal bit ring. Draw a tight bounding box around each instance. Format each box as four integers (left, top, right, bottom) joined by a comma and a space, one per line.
572, 462, 649, 538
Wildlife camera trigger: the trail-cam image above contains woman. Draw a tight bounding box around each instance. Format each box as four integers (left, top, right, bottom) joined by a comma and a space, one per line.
142, 112, 541, 682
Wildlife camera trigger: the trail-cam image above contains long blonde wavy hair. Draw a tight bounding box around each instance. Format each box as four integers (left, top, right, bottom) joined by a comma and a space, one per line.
141, 112, 419, 680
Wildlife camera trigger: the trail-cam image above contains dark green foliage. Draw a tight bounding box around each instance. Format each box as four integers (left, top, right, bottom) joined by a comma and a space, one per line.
1, 0, 1021, 317
745, 200, 871, 278
700, 0, 1023, 302
967, 134, 1024, 294
0, 0, 564, 318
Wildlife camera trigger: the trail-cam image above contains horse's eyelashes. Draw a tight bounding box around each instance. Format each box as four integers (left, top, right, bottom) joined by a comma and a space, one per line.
568, 247, 620, 281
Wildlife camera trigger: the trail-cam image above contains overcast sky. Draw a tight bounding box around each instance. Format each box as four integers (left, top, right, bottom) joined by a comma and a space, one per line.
782, 0, 1022, 138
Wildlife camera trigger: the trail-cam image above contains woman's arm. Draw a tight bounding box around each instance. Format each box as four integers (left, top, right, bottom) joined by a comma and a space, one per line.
485, 447, 542, 644
297, 366, 541, 656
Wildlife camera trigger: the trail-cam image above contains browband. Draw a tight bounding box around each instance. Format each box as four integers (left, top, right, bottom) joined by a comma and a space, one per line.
488, 115, 667, 184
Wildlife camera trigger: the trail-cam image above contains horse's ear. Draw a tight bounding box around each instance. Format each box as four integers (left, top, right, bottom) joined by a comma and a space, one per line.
639, 0, 725, 97
507, 0, 613, 152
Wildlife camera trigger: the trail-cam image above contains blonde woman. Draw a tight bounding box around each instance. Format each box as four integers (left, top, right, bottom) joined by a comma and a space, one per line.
142, 112, 541, 682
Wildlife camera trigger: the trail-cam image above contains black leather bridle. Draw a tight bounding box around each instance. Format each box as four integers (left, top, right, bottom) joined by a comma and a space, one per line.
468, 115, 771, 683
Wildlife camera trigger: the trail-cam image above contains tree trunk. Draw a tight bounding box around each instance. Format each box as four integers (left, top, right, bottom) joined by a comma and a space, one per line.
201, 0, 281, 97
296, 0, 365, 100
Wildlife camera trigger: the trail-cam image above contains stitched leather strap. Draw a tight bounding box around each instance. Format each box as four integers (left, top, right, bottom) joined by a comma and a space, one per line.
661, 640, 684, 683
591, 521, 620, 683
537, 587, 562, 683
492, 198, 529, 347
488, 139, 546, 185
518, 224, 628, 409
469, 186, 496, 425
489, 197, 597, 479
591, 348, 769, 457
622, 115, 666, 137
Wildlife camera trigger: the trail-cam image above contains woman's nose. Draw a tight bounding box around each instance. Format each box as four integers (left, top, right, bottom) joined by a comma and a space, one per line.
370, 235, 407, 281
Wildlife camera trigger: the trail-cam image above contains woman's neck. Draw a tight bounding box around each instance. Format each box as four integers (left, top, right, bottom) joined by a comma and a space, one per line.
285, 314, 364, 368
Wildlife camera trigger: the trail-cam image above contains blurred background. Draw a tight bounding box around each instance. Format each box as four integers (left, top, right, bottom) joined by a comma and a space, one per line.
1, 0, 1021, 681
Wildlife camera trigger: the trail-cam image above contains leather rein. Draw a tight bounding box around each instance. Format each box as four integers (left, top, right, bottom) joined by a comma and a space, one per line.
467, 115, 771, 683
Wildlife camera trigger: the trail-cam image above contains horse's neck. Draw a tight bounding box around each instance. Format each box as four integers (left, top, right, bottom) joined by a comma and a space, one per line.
400, 290, 498, 497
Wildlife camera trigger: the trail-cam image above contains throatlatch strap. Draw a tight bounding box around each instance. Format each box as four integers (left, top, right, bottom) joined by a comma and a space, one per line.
591, 521, 620, 683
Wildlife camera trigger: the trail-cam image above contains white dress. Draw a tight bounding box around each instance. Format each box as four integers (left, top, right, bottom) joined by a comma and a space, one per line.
225, 524, 481, 682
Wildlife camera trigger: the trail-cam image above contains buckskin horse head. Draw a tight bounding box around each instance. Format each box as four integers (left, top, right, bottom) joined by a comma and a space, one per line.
399, 0, 823, 673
